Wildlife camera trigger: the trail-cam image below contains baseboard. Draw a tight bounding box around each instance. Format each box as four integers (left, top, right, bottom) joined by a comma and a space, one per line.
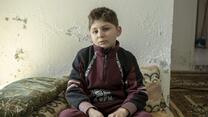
171, 70, 208, 77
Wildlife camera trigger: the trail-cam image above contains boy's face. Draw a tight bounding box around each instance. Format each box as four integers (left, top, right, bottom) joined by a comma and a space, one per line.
89, 20, 121, 49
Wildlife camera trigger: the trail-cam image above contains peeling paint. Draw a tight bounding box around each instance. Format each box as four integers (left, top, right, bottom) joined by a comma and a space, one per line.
66, 26, 78, 36
148, 58, 169, 72
66, 26, 89, 42
159, 60, 168, 68
12, 16, 27, 24
14, 48, 24, 62
5, 17, 9, 21
17, 69, 21, 72
23, 24, 26, 29
159, 31, 163, 36
5, 16, 28, 29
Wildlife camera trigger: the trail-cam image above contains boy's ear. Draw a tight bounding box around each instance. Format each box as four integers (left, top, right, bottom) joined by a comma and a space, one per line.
117, 26, 122, 36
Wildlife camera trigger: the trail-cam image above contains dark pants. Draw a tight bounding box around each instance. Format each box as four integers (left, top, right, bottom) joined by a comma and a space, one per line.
59, 108, 152, 117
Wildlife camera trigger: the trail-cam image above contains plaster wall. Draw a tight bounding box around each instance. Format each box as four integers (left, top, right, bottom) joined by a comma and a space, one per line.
0, 0, 173, 103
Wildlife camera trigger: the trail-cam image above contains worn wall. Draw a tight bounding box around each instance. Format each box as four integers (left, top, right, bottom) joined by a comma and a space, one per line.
171, 0, 197, 71
0, 0, 173, 103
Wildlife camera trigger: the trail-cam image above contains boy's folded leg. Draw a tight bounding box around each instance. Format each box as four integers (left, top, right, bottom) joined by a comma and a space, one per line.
59, 108, 87, 117
132, 111, 152, 117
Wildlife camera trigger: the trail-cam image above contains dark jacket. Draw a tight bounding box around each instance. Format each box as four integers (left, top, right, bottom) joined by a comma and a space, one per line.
65, 42, 148, 115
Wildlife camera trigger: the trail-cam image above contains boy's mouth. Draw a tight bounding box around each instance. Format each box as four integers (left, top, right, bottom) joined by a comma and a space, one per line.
98, 40, 107, 45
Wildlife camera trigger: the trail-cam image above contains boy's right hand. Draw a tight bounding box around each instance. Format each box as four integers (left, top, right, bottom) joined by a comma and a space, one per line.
87, 108, 104, 117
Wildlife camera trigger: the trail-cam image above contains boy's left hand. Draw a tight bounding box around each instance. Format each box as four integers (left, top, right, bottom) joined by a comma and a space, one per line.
108, 107, 129, 117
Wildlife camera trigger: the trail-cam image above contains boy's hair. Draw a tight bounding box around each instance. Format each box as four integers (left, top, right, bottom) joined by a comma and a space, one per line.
88, 7, 119, 29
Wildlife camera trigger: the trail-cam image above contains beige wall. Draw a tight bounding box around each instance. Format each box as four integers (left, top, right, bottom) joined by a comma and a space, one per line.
171, 0, 197, 71
172, 0, 208, 71
0, 0, 174, 103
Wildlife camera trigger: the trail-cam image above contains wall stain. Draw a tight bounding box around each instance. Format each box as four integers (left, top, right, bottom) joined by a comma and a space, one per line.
66, 26, 89, 42
159, 60, 168, 68
12, 16, 27, 24
148, 58, 169, 72
159, 31, 163, 36
5, 16, 28, 29
14, 48, 24, 62
5, 17, 9, 21
66, 26, 78, 36
17, 69, 21, 72
23, 24, 26, 29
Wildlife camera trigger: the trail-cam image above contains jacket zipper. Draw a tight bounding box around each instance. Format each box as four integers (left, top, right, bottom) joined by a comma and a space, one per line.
103, 55, 107, 80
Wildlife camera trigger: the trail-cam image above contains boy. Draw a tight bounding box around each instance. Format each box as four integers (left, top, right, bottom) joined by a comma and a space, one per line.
59, 7, 151, 117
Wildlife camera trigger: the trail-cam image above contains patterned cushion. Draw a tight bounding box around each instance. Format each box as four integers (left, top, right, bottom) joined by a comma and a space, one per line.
140, 65, 167, 112
29, 92, 69, 117
0, 77, 68, 117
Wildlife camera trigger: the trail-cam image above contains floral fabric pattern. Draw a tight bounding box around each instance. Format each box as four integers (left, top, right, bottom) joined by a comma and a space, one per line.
140, 65, 166, 112
30, 92, 69, 117
0, 77, 68, 117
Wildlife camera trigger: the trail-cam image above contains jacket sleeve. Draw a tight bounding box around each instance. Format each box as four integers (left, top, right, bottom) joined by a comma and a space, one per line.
121, 54, 148, 115
65, 51, 95, 114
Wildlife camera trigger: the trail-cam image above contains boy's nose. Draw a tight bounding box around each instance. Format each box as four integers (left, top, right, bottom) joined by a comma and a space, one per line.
98, 31, 104, 38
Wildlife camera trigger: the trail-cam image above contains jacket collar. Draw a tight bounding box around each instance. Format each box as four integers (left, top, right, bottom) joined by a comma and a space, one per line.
93, 41, 120, 57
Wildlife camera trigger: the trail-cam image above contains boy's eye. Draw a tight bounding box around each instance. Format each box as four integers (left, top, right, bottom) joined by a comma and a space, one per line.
92, 30, 98, 34
102, 27, 110, 31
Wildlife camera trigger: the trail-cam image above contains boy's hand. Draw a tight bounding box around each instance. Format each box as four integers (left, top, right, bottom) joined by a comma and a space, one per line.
88, 108, 104, 117
108, 108, 129, 117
